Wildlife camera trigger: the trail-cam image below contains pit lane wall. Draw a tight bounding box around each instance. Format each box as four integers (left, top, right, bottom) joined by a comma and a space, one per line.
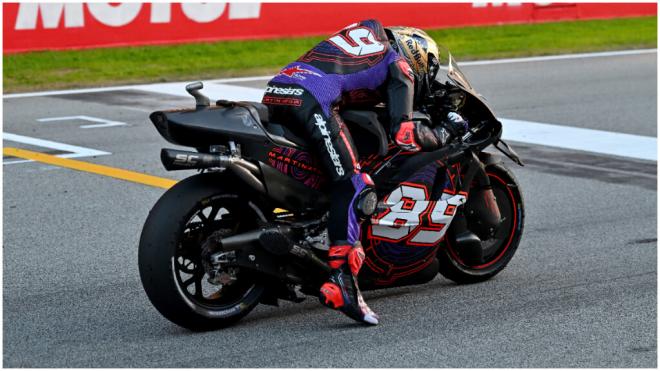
4, 2, 656, 54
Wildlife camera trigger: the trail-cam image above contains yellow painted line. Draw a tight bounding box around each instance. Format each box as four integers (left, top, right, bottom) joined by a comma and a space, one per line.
3, 147, 177, 189
4, 146, 290, 213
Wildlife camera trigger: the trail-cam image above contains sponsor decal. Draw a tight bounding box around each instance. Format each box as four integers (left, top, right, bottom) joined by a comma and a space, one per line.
278, 65, 321, 80
267, 150, 323, 174
267, 147, 326, 189
173, 153, 200, 167
262, 96, 302, 107
12, 3, 261, 30
264, 85, 304, 96
314, 114, 344, 177
206, 304, 243, 317
405, 38, 424, 70
5, 4, 655, 53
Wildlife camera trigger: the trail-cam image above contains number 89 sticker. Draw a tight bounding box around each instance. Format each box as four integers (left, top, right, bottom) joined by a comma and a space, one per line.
369, 183, 467, 247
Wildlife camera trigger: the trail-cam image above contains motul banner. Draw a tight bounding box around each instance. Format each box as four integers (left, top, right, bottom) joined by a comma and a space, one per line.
3, 2, 657, 54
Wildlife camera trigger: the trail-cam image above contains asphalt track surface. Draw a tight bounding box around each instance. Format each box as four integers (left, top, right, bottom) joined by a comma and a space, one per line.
3, 52, 657, 367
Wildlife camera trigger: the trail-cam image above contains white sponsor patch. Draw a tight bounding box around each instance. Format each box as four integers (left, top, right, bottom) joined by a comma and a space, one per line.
264, 86, 304, 96
313, 114, 344, 177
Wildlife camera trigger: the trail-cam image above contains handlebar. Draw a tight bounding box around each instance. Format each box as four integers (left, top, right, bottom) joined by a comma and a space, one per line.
459, 121, 486, 144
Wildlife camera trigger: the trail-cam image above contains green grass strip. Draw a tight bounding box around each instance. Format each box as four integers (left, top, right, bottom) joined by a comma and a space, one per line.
4, 16, 656, 93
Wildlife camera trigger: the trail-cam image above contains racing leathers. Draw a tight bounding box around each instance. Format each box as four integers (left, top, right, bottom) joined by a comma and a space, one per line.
262, 19, 444, 325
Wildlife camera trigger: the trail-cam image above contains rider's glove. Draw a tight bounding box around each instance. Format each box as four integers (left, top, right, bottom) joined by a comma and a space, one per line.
394, 121, 421, 152
432, 126, 452, 148
443, 112, 469, 138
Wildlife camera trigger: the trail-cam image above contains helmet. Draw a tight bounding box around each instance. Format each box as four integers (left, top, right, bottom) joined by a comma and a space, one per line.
385, 26, 440, 102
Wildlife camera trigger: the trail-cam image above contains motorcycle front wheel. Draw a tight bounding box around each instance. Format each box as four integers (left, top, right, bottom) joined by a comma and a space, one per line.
438, 163, 525, 283
138, 173, 267, 331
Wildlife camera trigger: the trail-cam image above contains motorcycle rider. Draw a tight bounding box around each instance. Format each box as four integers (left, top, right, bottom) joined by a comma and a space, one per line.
262, 19, 467, 325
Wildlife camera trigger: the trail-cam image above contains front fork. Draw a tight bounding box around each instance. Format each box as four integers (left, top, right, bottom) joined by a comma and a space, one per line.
447, 152, 503, 263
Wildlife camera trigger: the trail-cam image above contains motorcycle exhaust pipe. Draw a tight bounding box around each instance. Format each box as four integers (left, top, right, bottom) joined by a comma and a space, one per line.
259, 229, 331, 273
219, 227, 330, 273
160, 148, 266, 193
160, 149, 231, 171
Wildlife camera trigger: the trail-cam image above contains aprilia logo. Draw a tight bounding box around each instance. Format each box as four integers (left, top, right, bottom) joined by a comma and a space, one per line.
265, 86, 304, 96
314, 114, 344, 177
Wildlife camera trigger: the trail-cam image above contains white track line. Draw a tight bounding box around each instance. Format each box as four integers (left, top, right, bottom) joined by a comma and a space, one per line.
210, 75, 273, 83
3, 132, 110, 165
4, 49, 656, 99
5, 85, 137, 99
500, 119, 656, 162
459, 48, 657, 66
135, 82, 265, 102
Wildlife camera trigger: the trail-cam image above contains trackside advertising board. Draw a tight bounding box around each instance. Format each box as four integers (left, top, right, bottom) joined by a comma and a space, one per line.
4, 2, 657, 53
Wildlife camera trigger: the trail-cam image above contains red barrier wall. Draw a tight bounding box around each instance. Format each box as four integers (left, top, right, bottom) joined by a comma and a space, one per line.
3, 2, 657, 54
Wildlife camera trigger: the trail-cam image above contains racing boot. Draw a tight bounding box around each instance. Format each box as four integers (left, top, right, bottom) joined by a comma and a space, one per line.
319, 242, 379, 325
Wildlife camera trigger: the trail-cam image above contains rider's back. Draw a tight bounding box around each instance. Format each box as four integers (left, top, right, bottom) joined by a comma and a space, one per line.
270, 19, 400, 114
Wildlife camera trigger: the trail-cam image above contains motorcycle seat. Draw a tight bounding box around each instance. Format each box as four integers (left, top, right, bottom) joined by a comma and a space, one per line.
238, 102, 389, 156
245, 101, 270, 124
242, 101, 310, 148
217, 101, 308, 149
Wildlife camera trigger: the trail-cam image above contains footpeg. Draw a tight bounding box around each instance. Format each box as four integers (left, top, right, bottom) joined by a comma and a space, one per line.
258, 229, 331, 273
285, 285, 307, 303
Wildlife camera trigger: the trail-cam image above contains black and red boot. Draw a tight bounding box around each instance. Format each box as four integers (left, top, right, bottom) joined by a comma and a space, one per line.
319, 243, 379, 325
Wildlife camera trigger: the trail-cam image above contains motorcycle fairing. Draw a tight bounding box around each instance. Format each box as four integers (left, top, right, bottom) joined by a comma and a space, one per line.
266, 146, 327, 190
259, 161, 330, 212
362, 162, 466, 285
150, 103, 301, 150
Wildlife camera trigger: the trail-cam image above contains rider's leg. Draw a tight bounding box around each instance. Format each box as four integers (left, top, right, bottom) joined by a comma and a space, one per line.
264, 88, 378, 324
303, 108, 378, 325
320, 172, 379, 325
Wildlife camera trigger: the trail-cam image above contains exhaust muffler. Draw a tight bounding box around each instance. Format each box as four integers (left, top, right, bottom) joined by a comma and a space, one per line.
217, 227, 330, 273
160, 148, 231, 171
160, 148, 266, 193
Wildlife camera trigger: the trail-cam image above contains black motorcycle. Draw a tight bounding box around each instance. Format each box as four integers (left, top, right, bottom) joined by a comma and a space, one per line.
138, 48, 525, 330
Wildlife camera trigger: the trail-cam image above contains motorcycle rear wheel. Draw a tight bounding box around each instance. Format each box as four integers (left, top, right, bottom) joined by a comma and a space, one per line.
139, 173, 266, 331
438, 163, 525, 284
